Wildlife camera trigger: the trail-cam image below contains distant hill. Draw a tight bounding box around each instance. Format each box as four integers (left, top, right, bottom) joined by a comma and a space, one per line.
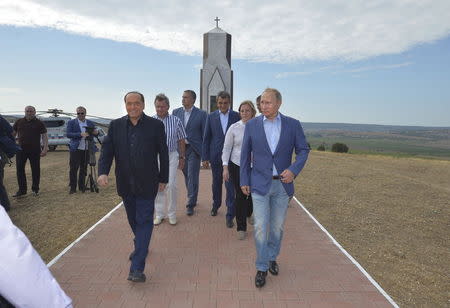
303, 122, 450, 160
302, 122, 450, 133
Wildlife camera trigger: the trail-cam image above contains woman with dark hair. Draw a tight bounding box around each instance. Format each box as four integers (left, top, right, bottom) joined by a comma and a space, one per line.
222, 100, 256, 240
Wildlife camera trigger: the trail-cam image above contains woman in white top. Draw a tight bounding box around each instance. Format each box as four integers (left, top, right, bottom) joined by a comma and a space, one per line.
222, 100, 256, 240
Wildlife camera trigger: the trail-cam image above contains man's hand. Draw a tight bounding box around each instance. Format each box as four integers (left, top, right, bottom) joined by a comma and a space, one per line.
223, 166, 229, 182
241, 185, 250, 196
97, 175, 109, 187
178, 158, 185, 170
202, 160, 210, 169
158, 183, 167, 192
280, 169, 295, 183
40, 149, 47, 157
81, 132, 89, 137
93, 129, 99, 136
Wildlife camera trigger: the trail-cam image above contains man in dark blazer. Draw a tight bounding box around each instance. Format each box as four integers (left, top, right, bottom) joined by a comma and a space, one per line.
98, 91, 169, 283
240, 88, 309, 288
202, 91, 240, 227
172, 90, 207, 216
66, 106, 98, 194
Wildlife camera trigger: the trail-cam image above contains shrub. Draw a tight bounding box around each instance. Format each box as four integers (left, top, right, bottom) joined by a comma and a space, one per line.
331, 143, 349, 153
317, 143, 326, 151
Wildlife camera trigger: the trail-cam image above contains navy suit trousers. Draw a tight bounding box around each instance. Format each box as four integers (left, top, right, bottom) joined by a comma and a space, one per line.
210, 160, 235, 220
123, 195, 155, 272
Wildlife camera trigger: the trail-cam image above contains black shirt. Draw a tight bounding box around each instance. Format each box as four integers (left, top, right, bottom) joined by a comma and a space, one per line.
13, 117, 47, 153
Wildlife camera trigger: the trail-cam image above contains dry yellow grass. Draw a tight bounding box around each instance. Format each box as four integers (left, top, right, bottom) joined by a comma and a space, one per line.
295, 151, 450, 307
3, 150, 121, 262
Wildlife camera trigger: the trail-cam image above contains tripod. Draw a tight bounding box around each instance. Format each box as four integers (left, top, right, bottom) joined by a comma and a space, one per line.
83, 134, 101, 193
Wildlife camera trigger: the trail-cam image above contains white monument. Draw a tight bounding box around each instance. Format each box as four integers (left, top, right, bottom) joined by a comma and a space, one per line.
200, 17, 233, 112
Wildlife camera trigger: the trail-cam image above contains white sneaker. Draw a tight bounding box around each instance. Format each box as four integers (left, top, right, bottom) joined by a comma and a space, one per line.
169, 217, 177, 225
153, 217, 163, 225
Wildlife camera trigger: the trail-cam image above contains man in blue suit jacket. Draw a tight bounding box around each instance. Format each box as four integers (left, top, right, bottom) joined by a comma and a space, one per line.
172, 90, 207, 216
66, 106, 98, 194
240, 88, 309, 288
202, 91, 240, 227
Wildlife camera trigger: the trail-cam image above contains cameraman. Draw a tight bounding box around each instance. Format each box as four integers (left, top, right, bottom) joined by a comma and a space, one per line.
66, 106, 98, 194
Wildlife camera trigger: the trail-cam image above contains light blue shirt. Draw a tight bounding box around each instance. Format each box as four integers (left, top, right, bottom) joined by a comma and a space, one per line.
219, 109, 230, 135
183, 107, 192, 144
263, 113, 282, 176
77, 119, 87, 150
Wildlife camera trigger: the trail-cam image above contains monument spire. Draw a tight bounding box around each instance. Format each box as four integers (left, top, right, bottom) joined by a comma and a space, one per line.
215, 16, 220, 28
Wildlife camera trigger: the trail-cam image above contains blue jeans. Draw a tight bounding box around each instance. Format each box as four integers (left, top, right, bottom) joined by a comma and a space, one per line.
252, 180, 289, 271
123, 195, 155, 272
183, 145, 201, 208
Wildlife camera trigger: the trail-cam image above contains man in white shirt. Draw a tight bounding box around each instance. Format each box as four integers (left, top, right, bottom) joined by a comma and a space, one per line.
152, 94, 186, 225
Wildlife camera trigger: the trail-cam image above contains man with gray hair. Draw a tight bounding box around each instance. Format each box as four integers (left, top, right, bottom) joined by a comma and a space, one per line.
12, 106, 48, 197
240, 88, 309, 288
152, 94, 186, 225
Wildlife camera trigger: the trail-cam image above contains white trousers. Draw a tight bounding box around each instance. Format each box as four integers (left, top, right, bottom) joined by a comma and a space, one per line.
155, 151, 179, 219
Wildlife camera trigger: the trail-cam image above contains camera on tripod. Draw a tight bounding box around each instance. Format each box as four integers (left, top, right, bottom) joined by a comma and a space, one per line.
83, 125, 101, 193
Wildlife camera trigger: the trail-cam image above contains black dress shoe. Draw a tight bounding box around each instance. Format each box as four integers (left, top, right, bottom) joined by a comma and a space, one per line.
69, 188, 76, 194
13, 191, 26, 198
255, 271, 267, 288
269, 261, 279, 275
211, 208, 218, 216
127, 271, 146, 282
226, 219, 234, 228
186, 207, 194, 216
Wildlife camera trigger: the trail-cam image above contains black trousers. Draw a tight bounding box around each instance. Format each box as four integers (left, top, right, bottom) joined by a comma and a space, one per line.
16, 150, 41, 193
229, 161, 253, 231
0, 164, 10, 211
69, 150, 88, 190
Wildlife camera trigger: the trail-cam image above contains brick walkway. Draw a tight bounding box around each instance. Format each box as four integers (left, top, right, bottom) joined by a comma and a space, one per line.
50, 170, 396, 307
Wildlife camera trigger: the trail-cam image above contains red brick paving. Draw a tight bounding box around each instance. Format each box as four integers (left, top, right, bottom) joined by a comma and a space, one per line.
50, 170, 396, 307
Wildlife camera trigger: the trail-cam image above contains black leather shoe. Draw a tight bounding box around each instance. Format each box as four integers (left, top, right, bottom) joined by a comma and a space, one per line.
69, 188, 76, 194
255, 271, 267, 288
13, 191, 26, 198
226, 219, 234, 228
186, 207, 194, 216
127, 271, 146, 282
211, 208, 218, 216
269, 261, 279, 275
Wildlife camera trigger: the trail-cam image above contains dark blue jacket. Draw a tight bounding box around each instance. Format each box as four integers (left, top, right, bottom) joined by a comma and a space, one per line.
66, 118, 98, 152
0, 115, 20, 158
98, 114, 169, 198
202, 110, 240, 163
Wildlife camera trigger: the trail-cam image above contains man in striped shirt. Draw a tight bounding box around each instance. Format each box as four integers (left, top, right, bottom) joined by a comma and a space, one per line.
152, 94, 187, 225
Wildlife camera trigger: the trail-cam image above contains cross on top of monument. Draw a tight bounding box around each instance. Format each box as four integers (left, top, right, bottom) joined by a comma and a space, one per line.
215, 16, 220, 28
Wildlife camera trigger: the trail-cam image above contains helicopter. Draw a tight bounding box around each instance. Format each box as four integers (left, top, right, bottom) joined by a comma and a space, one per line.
2, 108, 112, 151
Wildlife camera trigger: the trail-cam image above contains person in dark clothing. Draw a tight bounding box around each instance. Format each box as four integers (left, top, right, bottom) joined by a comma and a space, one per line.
0, 115, 15, 211
98, 91, 169, 283
12, 106, 48, 197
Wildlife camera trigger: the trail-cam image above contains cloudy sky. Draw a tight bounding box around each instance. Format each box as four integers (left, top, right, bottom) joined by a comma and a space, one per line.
1, 0, 450, 126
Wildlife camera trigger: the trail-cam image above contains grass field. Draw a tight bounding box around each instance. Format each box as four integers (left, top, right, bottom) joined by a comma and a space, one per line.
295, 151, 450, 307
2, 149, 449, 307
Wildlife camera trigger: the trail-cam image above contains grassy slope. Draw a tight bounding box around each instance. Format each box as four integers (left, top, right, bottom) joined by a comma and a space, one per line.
295, 151, 450, 307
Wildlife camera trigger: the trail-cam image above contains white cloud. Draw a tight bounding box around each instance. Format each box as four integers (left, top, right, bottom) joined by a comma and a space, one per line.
1, 0, 450, 63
